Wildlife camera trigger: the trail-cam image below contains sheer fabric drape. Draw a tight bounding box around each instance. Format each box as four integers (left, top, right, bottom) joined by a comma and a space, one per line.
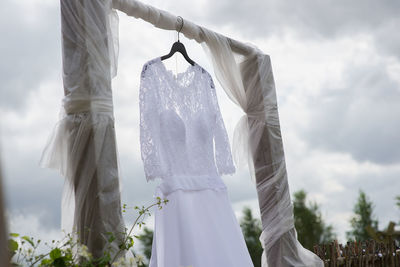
40, 0, 124, 259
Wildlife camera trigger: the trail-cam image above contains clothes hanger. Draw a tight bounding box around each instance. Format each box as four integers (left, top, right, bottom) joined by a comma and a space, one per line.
161, 16, 195, 66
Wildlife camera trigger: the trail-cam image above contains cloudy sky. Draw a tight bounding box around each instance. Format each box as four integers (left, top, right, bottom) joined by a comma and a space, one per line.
1, 0, 400, 247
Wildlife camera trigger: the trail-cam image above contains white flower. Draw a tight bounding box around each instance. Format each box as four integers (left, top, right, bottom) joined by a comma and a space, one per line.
112, 256, 138, 267
112, 260, 121, 267
77, 244, 92, 260
112, 257, 125, 267
129, 257, 138, 266
135, 254, 145, 265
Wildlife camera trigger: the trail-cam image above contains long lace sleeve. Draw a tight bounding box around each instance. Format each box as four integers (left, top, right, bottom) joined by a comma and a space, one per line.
139, 63, 165, 181
209, 75, 236, 176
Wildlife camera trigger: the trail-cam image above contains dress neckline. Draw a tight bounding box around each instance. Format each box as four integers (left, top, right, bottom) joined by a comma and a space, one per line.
156, 57, 198, 88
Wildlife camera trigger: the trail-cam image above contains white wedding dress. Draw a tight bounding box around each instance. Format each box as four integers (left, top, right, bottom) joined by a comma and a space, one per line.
139, 57, 254, 267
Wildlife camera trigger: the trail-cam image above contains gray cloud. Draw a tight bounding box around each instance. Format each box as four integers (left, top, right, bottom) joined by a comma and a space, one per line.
3, 150, 63, 229
0, 1, 61, 112
207, 0, 400, 37
300, 62, 400, 164
205, 0, 400, 61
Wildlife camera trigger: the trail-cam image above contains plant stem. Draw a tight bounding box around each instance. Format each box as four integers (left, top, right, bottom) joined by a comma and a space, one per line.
110, 201, 161, 263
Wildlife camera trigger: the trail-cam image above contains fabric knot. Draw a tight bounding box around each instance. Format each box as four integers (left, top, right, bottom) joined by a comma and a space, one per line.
63, 96, 113, 115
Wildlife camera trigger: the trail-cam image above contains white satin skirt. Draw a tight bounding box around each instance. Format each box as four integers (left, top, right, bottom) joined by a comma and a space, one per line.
149, 187, 254, 267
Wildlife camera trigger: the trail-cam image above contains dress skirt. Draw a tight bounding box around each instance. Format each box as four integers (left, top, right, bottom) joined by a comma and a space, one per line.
149, 187, 254, 267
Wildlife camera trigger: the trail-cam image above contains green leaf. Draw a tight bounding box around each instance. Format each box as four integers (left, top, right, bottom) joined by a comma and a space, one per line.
50, 248, 62, 260
108, 235, 116, 243
8, 239, 18, 252
127, 236, 134, 248
9, 233, 19, 237
105, 232, 116, 243
95, 253, 111, 266
40, 258, 53, 265
63, 251, 73, 262
53, 257, 66, 267
22, 236, 35, 247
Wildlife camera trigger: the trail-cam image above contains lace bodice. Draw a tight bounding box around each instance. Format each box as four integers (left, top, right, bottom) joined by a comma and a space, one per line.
139, 57, 235, 189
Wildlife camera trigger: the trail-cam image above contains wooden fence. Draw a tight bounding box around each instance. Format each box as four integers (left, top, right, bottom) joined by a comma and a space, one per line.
314, 240, 400, 267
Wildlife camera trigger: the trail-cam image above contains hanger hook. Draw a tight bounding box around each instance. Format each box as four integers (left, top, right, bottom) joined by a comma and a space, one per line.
177, 16, 184, 41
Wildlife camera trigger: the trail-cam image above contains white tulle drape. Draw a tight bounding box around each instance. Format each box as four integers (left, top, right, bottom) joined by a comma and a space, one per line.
40, 0, 124, 259
42, 0, 323, 265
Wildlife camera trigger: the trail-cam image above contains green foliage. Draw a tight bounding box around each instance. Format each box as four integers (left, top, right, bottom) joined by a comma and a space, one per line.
8, 238, 18, 258
136, 227, 154, 263
346, 190, 378, 242
8, 197, 169, 267
366, 221, 398, 244
239, 207, 263, 267
49, 248, 62, 260
293, 190, 336, 250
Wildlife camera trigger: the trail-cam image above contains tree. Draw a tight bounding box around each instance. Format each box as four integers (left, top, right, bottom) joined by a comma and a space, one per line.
346, 190, 379, 242
136, 226, 154, 266
239, 207, 263, 267
293, 190, 335, 249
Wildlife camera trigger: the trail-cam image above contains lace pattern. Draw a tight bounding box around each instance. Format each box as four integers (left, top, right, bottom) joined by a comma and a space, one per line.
139, 57, 235, 185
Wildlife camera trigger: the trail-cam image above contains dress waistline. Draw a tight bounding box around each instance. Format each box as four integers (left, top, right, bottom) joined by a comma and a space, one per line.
155, 174, 227, 197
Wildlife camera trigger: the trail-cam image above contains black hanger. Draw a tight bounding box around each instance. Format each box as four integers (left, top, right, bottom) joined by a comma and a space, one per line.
161, 16, 195, 66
